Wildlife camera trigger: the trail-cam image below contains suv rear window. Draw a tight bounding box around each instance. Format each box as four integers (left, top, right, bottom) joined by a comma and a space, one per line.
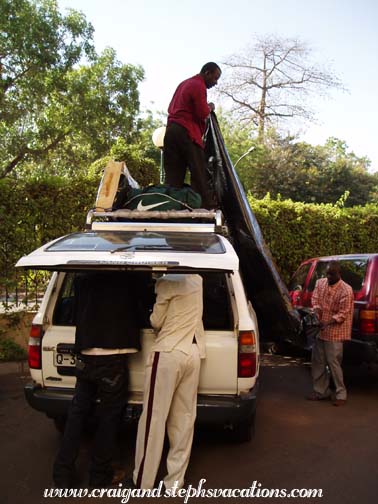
308, 258, 368, 292
46, 231, 225, 254
53, 272, 233, 330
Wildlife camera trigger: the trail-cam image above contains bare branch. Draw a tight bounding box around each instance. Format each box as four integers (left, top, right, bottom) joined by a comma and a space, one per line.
217, 34, 345, 140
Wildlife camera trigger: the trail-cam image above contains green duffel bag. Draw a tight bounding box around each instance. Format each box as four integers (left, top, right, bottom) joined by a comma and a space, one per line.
118, 184, 202, 211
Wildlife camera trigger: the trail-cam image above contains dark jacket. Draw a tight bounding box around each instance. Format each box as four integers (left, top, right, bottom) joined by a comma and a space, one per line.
73, 272, 141, 353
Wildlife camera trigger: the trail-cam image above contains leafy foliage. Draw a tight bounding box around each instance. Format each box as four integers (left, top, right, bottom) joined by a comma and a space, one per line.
0, 175, 97, 302
217, 112, 378, 206
2, 175, 378, 295
247, 133, 377, 206
0, 338, 27, 361
249, 194, 378, 282
0, 0, 144, 177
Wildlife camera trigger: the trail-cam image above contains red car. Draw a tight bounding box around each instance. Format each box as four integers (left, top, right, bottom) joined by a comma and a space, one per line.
288, 254, 378, 363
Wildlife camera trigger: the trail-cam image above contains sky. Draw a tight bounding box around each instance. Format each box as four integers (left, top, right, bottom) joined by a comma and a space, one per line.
58, 0, 378, 171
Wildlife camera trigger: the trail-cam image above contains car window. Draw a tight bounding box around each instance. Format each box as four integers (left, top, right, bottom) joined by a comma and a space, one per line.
340, 260, 368, 291
46, 231, 225, 254
308, 259, 368, 292
53, 272, 233, 330
53, 274, 76, 326
288, 263, 312, 291
201, 272, 233, 330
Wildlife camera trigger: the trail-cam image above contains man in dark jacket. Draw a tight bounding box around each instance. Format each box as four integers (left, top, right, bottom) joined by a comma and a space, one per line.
53, 272, 141, 488
163, 62, 221, 209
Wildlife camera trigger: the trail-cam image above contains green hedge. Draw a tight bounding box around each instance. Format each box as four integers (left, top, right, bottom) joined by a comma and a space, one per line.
2, 177, 378, 295
249, 194, 378, 282
0, 176, 97, 300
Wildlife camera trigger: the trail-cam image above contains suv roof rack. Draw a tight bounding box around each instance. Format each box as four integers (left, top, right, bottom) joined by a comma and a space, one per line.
85, 208, 228, 235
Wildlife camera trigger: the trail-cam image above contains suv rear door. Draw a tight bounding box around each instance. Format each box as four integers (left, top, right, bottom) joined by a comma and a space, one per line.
35, 271, 239, 394
17, 230, 241, 396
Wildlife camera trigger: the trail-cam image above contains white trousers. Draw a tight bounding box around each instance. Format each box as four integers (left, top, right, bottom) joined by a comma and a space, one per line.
133, 344, 201, 489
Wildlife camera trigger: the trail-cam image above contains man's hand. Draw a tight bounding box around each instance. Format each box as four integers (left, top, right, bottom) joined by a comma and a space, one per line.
320, 320, 336, 330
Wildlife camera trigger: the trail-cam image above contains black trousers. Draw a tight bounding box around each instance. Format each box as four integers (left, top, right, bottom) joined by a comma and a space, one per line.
163, 123, 215, 209
53, 354, 129, 487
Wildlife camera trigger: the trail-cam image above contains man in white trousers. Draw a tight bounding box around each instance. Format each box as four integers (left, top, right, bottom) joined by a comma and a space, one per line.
133, 273, 206, 490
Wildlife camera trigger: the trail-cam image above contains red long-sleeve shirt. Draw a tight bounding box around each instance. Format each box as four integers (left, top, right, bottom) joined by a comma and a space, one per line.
167, 74, 211, 148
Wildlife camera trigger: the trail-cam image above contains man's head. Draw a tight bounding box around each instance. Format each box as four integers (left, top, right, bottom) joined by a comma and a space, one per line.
200, 62, 222, 89
326, 261, 342, 285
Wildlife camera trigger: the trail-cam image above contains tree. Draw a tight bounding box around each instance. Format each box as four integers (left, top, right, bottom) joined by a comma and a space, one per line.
0, 0, 95, 176
243, 131, 378, 206
89, 110, 165, 186
0, 0, 144, 178
217, 35, 343, 141
21, 48, 144, 177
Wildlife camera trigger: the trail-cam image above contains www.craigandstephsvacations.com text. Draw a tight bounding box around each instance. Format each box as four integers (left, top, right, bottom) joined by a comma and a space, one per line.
44, 479, 324, 501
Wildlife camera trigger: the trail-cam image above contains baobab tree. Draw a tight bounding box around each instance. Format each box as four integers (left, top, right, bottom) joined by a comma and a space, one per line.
217, 35, 344, 141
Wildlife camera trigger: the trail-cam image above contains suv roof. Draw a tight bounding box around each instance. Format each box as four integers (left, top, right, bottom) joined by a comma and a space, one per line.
300, 253, 378, 263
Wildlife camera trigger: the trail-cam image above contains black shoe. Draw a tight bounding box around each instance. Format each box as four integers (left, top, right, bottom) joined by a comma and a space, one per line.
121, 477, 137, 489
53, 477, 78, 489
53, 471, 80, 489
306, 392, 330, 401
111, 468, 127, 485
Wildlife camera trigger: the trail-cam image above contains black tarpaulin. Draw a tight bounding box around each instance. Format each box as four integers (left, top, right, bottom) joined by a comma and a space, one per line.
205, 113, 301, 343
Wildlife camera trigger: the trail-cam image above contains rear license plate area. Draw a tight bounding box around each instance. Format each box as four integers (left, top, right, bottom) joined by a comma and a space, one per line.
54, 343, 76, 368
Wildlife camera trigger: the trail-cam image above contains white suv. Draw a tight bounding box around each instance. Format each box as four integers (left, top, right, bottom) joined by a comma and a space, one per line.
17, 209, 260, 442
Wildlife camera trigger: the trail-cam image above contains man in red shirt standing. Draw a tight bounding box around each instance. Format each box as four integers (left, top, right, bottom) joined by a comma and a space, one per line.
163, 62, 222, 209
308, 261, 354, 406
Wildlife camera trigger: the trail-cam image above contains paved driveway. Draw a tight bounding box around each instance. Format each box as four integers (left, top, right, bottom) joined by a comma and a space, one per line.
1, 355, 378, 504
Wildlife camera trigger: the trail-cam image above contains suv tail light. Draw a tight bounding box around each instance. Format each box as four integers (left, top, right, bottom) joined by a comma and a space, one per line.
359, 310, 378, 334
28, 324, 44, 369
238, 330, 257, 378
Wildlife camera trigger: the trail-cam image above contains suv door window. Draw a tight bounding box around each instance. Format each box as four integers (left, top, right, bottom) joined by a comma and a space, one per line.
201, 273, 232, 329
53, 274, 75, 325
288, 263, 312, 291
308, 259, 368, 292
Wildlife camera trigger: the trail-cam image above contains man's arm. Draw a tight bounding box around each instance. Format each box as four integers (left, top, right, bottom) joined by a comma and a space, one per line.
332, 288, 354, 324
191, 81, 211, 121
150, 284, 170, 332
311, 280, 322, 314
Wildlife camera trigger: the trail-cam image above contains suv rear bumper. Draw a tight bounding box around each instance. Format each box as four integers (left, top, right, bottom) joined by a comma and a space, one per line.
344, 338, 378, 364
24, 381, 258, 426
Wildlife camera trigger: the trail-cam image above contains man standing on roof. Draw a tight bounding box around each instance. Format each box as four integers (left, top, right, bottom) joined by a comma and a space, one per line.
163, 62, 222, 210
307, 261, 354, 406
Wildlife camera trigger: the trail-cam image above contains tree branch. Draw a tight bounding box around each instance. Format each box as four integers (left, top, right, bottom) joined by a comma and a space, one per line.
0, 133, 67, 178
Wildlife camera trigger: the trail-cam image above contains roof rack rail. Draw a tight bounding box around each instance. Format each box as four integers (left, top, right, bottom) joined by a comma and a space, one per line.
85, 208, 228, 235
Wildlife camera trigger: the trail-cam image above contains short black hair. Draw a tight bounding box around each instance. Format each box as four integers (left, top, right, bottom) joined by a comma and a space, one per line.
327, 260, 341, 273
200, 62, 221, 75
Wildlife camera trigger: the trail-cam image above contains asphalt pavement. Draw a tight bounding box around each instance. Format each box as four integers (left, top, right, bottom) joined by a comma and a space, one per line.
1, 355, 378, 504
